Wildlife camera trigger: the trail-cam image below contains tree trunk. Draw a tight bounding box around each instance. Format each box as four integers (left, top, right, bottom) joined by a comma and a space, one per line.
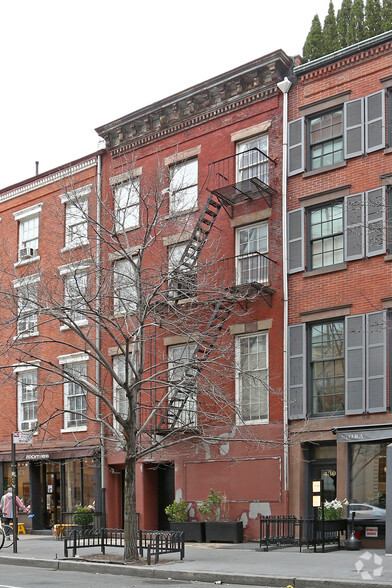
123, 443, 138, 561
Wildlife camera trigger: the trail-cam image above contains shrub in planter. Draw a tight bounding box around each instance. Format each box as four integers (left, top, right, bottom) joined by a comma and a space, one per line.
73, 506, 94, 526
165, 498, 205, 542
165, 499, 187, 523
199, 489, 243, 543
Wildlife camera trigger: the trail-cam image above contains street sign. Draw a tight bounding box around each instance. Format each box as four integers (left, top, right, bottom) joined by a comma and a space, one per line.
13, 431, 33, 444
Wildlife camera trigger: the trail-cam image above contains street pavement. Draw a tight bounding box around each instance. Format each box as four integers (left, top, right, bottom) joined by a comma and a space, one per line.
0, 534, 392, 587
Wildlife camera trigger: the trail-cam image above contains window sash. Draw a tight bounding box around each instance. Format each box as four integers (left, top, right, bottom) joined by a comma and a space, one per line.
114, 180, 140, 229
236, 135, 268, 183
65, 200, 88, 246
19, 216, 39, 252
64, 272, 87, 321
236, 223, 268, 284
113, 258, 137, 314
64, 363, 87, 427
236, 333, 268, 423
168, 344, 197, 426
18, 371, 37, 429
309, 202, 344, 269
309, 109, 344, 170
169, 160, 198, 214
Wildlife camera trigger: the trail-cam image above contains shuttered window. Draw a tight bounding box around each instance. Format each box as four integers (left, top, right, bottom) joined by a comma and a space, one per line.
309, 109, 344, 170
309, 202, 344, 269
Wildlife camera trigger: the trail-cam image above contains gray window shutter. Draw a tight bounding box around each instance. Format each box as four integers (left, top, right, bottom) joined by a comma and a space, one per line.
344, 98, 364, 159
288, 208, 304, 273
366, 187, 386, 257
365, 90, 385, 153
344, 193, 364, 261
288, 324, 306, 419
366, 311, 387, 413
288, 118, 304, 176
345, 314, 365, 415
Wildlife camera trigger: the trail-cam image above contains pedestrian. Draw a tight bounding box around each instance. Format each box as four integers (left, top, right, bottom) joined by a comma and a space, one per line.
0, 487, 28, 539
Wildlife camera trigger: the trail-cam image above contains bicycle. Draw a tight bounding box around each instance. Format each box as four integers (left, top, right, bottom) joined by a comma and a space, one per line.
0, 517, 14, 548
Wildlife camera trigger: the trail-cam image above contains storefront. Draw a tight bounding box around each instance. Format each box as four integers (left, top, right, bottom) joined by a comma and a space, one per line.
0, 447, 101, 530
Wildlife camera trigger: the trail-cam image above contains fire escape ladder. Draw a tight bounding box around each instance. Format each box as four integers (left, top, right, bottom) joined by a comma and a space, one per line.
158, 294, 235, 430
177, 192, 222, 273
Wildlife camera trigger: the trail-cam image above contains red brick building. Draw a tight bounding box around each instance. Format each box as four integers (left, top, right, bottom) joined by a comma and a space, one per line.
95, 49, 293, 540
286, 31, 392, 537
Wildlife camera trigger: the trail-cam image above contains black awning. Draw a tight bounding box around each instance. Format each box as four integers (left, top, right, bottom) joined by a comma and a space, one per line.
333, 424, 392, 443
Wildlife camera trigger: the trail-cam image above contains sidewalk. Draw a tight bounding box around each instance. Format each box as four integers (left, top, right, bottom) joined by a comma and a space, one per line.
1, 535, 392, 587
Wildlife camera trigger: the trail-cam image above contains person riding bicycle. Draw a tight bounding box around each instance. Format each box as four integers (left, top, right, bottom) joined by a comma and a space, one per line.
0, 488, 28, 540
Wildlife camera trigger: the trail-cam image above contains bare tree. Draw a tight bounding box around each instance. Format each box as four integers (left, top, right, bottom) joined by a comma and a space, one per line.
0, 159, 279, 561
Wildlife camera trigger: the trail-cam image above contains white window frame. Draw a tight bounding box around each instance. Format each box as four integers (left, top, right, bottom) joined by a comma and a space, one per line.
168, 343, 197, 427
169, 159, 198, 215
14, 363, 39, 432
113, 256, 138, 315
59, 260, 91, 328
113, 355, 129, 429
236, 134, 268, 184
14, 203, 43, 264
168, 242, 197, 298
235, 222, 269, 285
13, 274, 40, 337
235, 332, 269, 424
113, 178, 140, 231
60, 185, 91, 249
59, 353, 89, 432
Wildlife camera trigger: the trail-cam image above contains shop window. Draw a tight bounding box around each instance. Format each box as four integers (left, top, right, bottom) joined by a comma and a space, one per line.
64, 458, 95, 511
350, 442, 386, 509
168, 343, 197, 427
169, 159, 198, 214
236, 134, 268, 183
235, 332, 268, 423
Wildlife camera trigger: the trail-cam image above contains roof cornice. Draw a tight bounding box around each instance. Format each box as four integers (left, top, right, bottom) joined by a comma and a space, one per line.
294, 30, 392, 77
96, 50, 293, 154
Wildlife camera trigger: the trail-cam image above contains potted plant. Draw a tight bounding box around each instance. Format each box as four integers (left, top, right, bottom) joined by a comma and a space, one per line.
318, 499, 348, 533
199, 489, 243, 543
73, 506, 94, 528
165, 498, 205, 542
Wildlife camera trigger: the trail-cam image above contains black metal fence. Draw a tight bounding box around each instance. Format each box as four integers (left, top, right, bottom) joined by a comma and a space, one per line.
260, 515, 347, 552
63, 528, 184, 564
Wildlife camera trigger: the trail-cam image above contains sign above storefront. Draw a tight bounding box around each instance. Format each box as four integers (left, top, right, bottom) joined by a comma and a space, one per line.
334, 427, 392, 443
25, 454, 49, 460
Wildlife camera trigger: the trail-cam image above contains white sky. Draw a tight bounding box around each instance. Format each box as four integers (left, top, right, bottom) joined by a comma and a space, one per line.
0, 0, 332, 189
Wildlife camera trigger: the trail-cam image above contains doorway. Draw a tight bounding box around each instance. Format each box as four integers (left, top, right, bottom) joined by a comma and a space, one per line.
157, 462, 175, 530
307, 443, 337, 516
44, 466, 60, 528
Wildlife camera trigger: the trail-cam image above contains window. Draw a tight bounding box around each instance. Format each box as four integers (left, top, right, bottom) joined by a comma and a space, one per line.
113, 355, 129, 426
309, 202, 343, 269
16, 367, 38, 431
310, 320, 345, 415
288, 90, 385, 176
236, 135, 268, 183
15, 277, 39, 336
168, 242, 196, 298
113, 257, 137, 314
236, 222, 268, 284
168, 344, 197, 427
288, 311, 386, 419
64, 271, 87, 323
236, 333, 268, 423
113, 179, 140, 230
169, 159, 198, 214
65, 199, 88, 247
13, 203, 43, 262
63, 361, 87, 429
308, 108, 343, 170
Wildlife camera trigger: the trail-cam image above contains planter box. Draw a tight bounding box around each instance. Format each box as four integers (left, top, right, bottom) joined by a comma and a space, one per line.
205, 521, 243, 543
169, 521, 205, 542
320, 519, 347, 533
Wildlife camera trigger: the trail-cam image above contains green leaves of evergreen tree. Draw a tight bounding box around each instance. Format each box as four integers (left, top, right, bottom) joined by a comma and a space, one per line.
323, 1, 340, 53
347, 0, 366, 44
303, 14, 324, 62
382, 0, 392, 30
337, 0, 353, 46
302, 0, 392, 62
365, 0, 382, 36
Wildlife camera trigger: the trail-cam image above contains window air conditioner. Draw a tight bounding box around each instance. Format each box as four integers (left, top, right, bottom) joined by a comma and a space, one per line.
20, 420, 36, 431
18, 318, 36, 333
19, 247, 35, 259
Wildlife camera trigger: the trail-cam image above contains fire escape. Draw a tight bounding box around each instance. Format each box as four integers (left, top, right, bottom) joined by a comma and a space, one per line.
154, 148, 278, 432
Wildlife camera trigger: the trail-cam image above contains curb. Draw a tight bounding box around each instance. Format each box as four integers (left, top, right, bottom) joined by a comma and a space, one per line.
0, 556, 392, 588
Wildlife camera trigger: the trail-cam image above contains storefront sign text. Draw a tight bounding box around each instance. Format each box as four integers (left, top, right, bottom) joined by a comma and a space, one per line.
25, 454, 49, 460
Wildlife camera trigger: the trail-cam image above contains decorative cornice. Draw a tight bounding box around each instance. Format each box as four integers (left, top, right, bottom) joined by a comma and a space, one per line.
298, 41, 392, 82
96, 50, 293, 156
0, 158, 98, 204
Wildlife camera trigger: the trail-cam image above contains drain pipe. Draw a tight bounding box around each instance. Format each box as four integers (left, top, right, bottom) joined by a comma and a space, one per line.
95, 152, 106, 527
277, 76, 292, 498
